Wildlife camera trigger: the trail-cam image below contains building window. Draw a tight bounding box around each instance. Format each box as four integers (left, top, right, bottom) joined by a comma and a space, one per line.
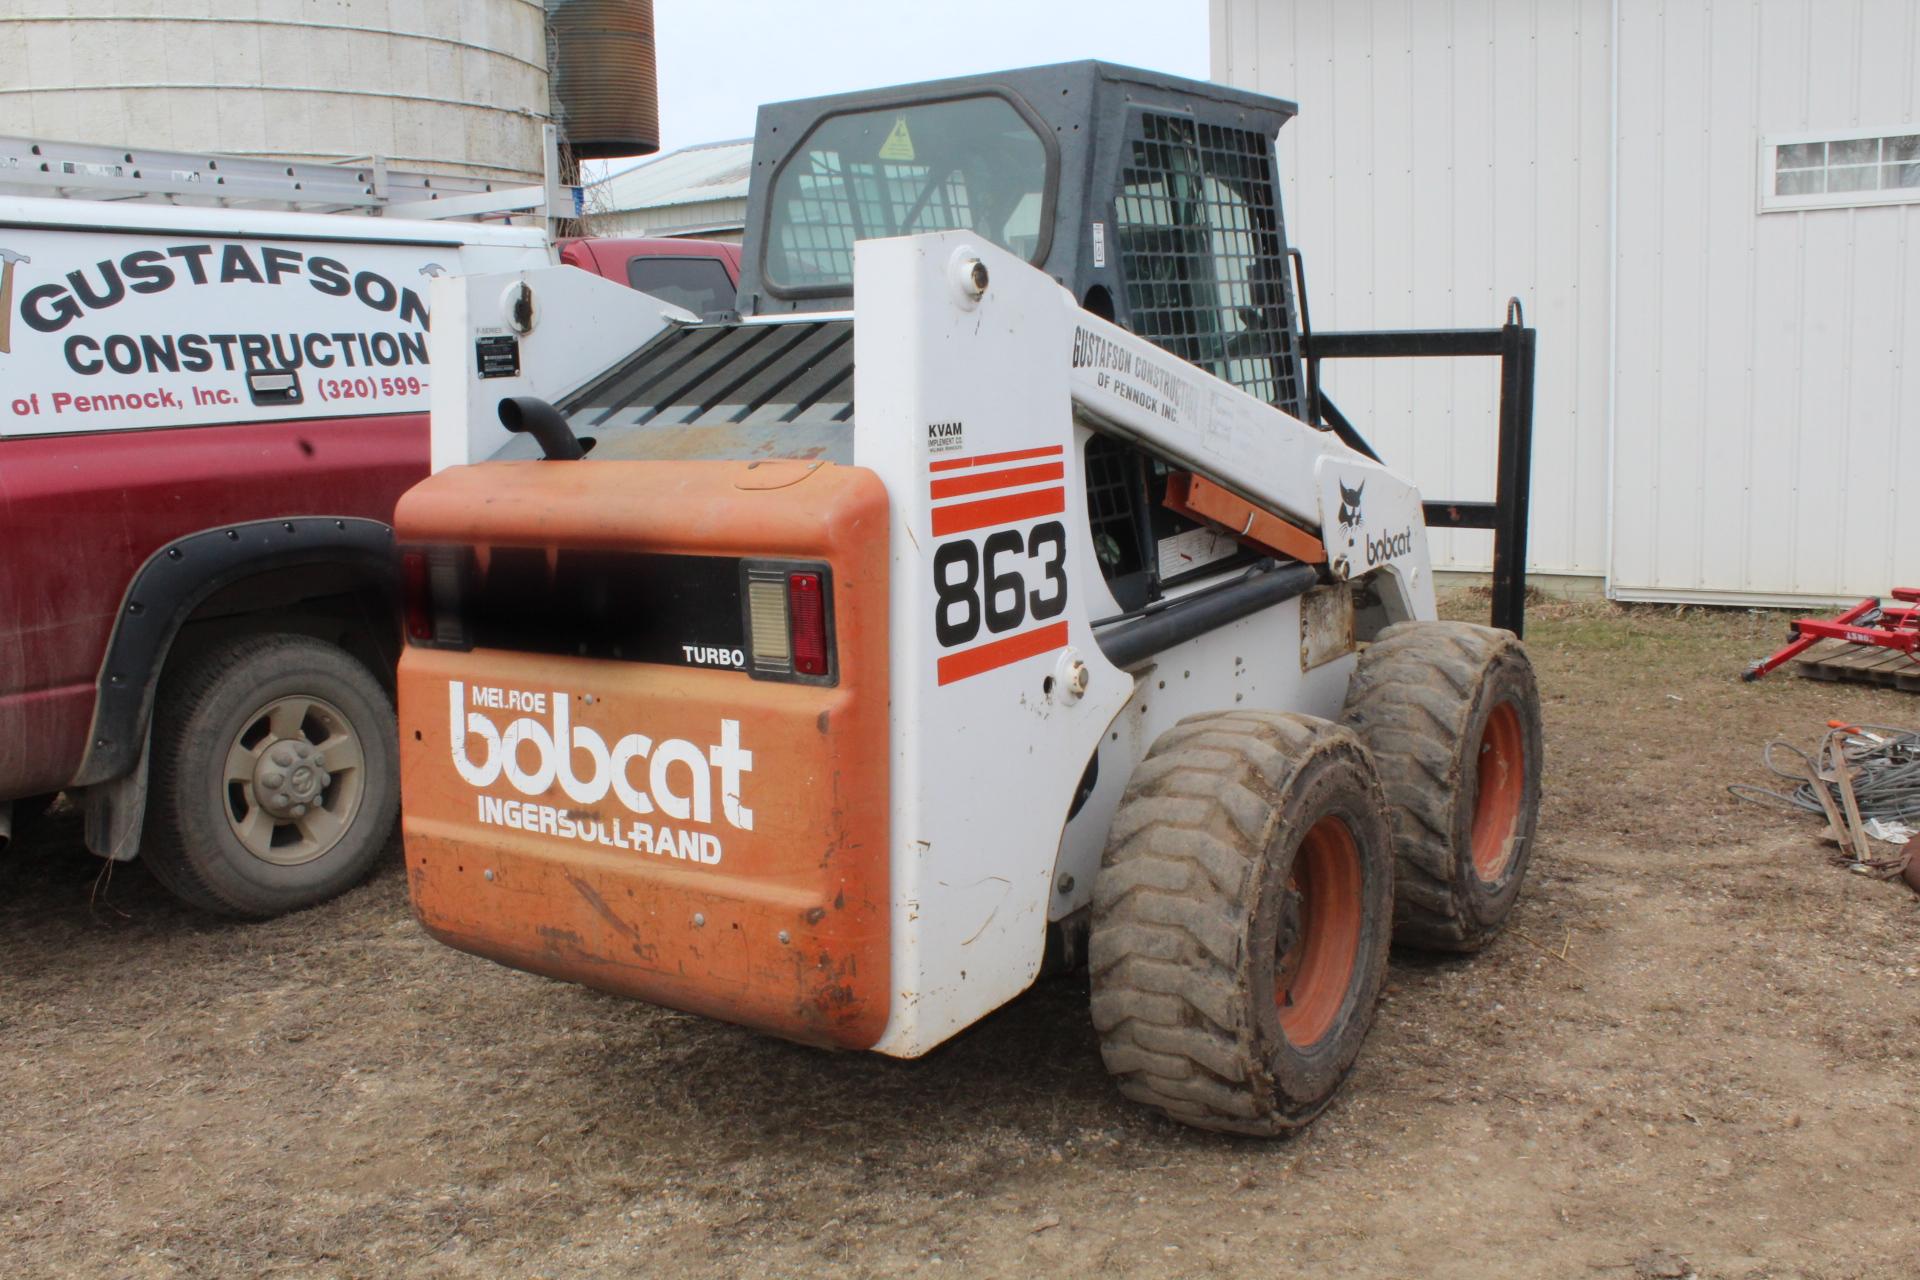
1760, 127, 1920, 212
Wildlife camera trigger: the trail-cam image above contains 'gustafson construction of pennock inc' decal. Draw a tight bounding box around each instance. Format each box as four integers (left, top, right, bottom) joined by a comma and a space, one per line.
448, 682, 754, 866
0, 229, 444, 435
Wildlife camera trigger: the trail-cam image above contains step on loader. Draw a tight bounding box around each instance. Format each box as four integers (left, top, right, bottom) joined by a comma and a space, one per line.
395, 62, 1544, 1135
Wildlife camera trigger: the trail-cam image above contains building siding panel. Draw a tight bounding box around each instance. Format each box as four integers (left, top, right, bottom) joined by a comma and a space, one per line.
1217, 0, 1919, 601
1612, 0, 1920, 601
594, 198, 749, 241
1213, 0, 1613, 578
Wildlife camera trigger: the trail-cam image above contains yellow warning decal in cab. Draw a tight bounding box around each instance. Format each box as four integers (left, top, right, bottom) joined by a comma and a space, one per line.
878, 117, 915, 162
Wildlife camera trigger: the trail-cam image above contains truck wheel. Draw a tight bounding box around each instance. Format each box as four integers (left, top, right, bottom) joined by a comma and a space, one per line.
1089, 712, 1395, 1136
143, 633, 398, 918
1341, 621, 1544, 951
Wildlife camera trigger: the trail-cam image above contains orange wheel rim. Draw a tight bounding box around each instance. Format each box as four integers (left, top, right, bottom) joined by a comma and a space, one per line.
1470, 701, 1526, 881
1275, 816, 1363, 1048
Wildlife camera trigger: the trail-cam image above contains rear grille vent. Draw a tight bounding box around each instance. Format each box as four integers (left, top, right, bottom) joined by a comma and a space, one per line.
489, 320, 856, 465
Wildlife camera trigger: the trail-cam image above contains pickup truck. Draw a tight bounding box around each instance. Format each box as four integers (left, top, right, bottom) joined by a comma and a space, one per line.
0, 192, 739, 916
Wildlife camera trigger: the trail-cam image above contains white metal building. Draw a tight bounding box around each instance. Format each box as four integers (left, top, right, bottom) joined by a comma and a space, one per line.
1213, 0, 1920, 604
587, 139, 752, 240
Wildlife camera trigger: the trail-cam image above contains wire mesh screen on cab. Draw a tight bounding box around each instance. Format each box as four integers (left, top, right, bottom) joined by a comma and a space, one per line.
1113, 111, 1306, 418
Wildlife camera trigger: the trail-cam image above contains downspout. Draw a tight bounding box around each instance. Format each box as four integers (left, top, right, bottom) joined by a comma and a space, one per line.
1603, 0, 1622, 600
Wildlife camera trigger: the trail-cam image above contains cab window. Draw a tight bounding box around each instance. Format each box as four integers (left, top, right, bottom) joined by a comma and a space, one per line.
765, 95, 1050, 292
627, 256, 737, 318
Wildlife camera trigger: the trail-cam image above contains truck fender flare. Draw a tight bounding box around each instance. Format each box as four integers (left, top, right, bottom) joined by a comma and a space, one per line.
72, 516, 397, 791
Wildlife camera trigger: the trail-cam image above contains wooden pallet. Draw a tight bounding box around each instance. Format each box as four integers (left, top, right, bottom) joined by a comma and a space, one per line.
1794, 637, 1920, 692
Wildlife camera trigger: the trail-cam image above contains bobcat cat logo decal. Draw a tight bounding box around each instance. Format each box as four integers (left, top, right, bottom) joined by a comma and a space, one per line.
1337, 479, 1365, 532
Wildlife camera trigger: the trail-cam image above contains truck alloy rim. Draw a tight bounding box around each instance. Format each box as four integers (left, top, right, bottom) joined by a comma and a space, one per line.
1470, 701, 1526, 881
222, 694, 365, 866
1274, 816, 1363, 1048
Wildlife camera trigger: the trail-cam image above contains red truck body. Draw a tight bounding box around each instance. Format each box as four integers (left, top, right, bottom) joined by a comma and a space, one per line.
0, 416, 424, 797
0, 205, 738, 907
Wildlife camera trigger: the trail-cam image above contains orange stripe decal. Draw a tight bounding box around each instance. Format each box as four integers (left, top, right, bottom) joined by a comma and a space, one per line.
929, 462, 1066, 499
937, 621, 1070, 686
928, 445, 1064, 473
930, 486, 1065, 536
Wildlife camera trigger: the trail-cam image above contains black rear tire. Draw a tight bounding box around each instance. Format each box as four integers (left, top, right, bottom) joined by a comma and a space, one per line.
1341, 620, 1544, 951
143, 634, 398, 918
1089, 712, 1395, 1136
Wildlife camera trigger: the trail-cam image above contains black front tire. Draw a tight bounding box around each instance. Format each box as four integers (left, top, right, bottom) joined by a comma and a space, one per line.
1089, 712, 1396, 1136
1341, 621, 1545, 951
143, 633, 398, 918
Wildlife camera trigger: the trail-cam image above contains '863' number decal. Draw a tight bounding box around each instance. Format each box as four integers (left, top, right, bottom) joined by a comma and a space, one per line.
932, 520, 1067, 648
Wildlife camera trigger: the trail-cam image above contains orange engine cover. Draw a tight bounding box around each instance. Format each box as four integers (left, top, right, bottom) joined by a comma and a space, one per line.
394, 460, 890, 1049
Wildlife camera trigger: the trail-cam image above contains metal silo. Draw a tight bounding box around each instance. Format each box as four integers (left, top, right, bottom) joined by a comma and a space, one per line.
1, 3, 552, 182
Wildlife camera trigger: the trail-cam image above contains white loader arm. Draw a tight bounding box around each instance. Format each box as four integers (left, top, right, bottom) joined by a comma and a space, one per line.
1062, 267, 1436, 621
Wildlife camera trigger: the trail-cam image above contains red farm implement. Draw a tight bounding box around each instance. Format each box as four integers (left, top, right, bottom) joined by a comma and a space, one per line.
1745, 589, 1920, 689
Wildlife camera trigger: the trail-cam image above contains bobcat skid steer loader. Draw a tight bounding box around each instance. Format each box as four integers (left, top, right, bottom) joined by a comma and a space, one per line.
395, 62, 1543, 1135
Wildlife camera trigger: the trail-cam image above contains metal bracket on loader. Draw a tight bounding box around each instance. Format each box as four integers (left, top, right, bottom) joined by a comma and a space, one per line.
1291, 252, 1539, 637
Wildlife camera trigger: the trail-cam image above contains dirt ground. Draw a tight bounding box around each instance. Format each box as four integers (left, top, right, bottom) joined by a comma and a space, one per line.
4, 599, 1918, 1279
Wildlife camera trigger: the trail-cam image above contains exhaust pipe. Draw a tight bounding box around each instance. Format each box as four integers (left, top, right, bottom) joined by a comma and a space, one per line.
498, 396, 587, 461
0, 799, 12, 851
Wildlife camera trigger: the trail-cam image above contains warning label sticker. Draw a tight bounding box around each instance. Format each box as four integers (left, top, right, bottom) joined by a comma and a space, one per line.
1156, 526, 1238, 579
878, 117, 916, 162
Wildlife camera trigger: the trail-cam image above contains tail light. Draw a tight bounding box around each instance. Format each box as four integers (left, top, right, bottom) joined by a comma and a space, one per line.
398, 545, 470, 648
742, 561, 836, 684
402, 551, 432, 642
788, 572, 827, 675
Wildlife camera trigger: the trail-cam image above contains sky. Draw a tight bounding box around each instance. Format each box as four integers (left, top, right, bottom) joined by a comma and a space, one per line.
600, 0, 1212, 172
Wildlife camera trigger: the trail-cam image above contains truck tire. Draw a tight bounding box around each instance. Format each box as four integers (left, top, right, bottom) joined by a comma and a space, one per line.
1340, 621, 1544, 951
1089, 712, 1395, 1136
143, 633, 398, 918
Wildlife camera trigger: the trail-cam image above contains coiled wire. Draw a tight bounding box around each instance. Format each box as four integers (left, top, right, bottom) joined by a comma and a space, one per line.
1729, 725, 1920, 824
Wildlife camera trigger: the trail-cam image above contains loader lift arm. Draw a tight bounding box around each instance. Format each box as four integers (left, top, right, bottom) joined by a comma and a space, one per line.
1292, 250, 1538, 638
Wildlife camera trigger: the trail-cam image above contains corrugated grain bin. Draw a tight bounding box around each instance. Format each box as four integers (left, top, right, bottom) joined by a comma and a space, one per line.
546, 0, 661, 160
3, 4, 550, 182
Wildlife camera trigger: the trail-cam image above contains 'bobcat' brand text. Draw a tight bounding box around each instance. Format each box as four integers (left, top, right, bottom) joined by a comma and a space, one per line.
1365, 527, 1415, 566
447, 681, 754, 862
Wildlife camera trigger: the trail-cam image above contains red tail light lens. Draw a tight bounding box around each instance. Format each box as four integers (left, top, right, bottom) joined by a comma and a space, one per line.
402, 550, 432, 642
398, 545, 469, 649
788, 572, 827, 676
